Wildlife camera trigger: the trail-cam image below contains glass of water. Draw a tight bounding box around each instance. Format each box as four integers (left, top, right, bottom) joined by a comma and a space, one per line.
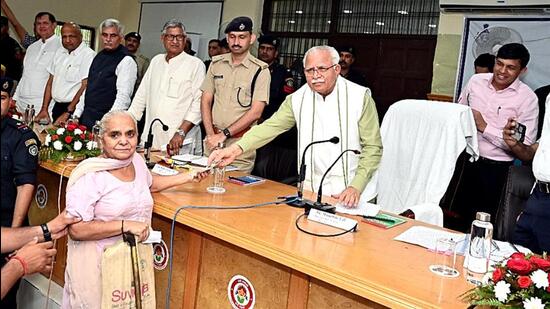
206, 166, 226, 194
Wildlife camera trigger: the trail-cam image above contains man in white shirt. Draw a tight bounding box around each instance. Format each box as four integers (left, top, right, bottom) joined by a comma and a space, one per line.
13, 12, 61, 114
503, 95, 549, 254
128, 20, 205, 154
79, 18, 137, 130
35, 22, 95, 125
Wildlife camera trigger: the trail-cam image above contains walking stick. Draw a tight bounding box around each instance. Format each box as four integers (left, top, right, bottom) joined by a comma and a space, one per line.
123, 232, 143, 309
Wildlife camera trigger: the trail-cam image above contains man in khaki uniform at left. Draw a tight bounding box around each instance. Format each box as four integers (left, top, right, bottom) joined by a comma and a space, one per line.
201, 16, 270, 172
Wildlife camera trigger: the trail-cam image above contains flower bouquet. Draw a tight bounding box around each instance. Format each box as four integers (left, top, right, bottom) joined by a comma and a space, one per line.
462, 252, 549, 308
43, 122, 101, 163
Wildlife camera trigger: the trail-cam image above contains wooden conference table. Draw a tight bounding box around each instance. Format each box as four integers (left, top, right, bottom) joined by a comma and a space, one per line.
29, 160, 472, 309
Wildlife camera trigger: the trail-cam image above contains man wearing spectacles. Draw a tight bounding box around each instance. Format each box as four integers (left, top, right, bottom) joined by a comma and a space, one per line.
79, 18, 137, 129
200, 16, 270, 172
209, 45, 382, 207
128, 20, 205, 155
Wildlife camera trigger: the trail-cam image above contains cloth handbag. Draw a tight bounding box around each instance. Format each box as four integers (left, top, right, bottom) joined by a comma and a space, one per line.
101, 238, 156, 309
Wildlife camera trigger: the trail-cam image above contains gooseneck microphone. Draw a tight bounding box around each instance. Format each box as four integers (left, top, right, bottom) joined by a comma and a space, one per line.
315, 149, 361, 205
287, 136, 340, 208
145, 118, 169, 169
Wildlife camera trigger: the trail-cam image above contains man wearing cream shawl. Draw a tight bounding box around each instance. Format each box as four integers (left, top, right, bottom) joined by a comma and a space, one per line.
209, 46, 382, 207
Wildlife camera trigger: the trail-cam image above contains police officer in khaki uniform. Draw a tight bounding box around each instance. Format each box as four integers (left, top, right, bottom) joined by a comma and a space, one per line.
200, 16, 270, 172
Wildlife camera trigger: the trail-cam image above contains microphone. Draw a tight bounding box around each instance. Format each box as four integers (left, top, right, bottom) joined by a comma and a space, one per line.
287, 136, 340, 208
145, 118, 169, 169
310, 149, 361, 213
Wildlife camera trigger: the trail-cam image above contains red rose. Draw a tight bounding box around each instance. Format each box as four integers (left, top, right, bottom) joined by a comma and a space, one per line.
492, 267, 505, 282
88, 132, 94, 140
507, 258, 532, 275
67, 123, 77, 131
52, 134, 59, 141
529, 256, 550, 271
79, 125, 87, 131
64, 136, 73, 144
517, 276, 532, 288
510, 252, 526, 260
80, 133, 86, 140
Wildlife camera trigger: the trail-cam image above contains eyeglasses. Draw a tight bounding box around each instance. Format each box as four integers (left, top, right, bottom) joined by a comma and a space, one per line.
304, 64, 337, 76
164, 34, 185, 42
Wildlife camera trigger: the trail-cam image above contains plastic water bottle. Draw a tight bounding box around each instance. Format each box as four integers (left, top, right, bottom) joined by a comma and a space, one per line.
91, 120, 101, 150
23, 104, 30, 124
466, 212, 493, 285
28, 105, 35, 128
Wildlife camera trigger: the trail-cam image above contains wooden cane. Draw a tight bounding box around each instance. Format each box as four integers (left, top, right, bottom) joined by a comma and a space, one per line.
123, 232, 142, 309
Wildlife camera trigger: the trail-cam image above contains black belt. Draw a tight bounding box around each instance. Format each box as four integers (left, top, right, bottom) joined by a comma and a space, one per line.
478, 156, 513, 166
535, 181, 550, 194
55, 101, 71, 104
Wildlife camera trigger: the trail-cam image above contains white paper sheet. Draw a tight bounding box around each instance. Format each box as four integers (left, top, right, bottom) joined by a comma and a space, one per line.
143, 229, 162, 244
151, 164, 179, 176
336, 201, 380, 217
394, 226, 466, 250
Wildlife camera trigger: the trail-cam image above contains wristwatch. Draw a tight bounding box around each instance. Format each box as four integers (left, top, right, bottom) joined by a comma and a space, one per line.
176, 128, 186, 137
222, 128, 231, 138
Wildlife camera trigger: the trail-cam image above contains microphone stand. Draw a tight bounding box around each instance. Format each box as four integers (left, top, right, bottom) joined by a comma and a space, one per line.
304, 149, 361, 214
145, 118, 169, 169
287, 136, 340, 208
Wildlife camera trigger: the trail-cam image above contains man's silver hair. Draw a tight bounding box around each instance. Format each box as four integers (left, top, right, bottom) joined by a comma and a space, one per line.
303, 46, 340, 67
100, 18, 124, 35
99, 110, 137, 136
161, 19, 186, 35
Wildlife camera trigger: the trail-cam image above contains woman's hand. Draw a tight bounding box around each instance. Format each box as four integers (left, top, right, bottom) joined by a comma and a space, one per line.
122, 221, 150, 242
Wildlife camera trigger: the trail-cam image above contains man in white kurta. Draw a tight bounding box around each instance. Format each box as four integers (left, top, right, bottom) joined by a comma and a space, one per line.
13, 12, 61, 113
128, 20, 205, 154
208, 46, 382, 206
35, 23, 95, 124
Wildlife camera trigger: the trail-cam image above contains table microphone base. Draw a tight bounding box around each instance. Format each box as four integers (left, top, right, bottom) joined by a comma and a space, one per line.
146, 161, 156, 169
304, 201, 336, 214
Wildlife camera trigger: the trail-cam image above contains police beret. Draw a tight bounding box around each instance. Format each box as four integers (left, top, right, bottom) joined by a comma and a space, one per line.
125, 31, 141, 41
224, 16, 253, 33
337, 46, 356, 56
258, 34, 280, 49
0, 77, 15, 95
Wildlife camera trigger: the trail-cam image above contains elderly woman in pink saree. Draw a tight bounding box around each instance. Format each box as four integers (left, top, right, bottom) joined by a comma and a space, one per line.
62, 110, 207, 308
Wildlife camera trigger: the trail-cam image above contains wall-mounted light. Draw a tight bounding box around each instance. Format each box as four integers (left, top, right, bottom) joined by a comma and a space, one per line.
343, 9, 353, 14
295, 10, 303, 14
376, 21, 385, 26
289, 20, 296, 24
397, 10, 409, 15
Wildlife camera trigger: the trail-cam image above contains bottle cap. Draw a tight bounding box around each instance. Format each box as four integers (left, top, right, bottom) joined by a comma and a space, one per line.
476, 212, 491, 222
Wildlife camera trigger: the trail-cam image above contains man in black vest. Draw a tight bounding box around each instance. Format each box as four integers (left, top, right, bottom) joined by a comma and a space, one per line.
79, 18, 137, 129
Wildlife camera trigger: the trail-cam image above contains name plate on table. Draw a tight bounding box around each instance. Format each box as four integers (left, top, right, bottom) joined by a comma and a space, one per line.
307, 209, 358, 231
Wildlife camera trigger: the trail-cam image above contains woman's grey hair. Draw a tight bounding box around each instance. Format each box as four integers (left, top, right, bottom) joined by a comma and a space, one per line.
99, 110, 137, 136
100, 18, 124, 35
303, 46, 340, 67
162, 19, 186, 35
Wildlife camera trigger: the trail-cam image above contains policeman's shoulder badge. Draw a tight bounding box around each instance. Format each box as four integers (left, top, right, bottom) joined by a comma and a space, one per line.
250, 57, 268, 69
28, 144, 39, 156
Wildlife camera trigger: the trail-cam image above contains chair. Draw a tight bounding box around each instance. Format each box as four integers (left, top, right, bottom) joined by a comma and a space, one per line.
494, 165, 535, 241
376, 99, 479, 226
252, 144, 298, 185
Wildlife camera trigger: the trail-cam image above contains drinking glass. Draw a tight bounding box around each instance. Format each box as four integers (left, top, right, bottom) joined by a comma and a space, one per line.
206, 166, 226, 194
429, 238, 460, 278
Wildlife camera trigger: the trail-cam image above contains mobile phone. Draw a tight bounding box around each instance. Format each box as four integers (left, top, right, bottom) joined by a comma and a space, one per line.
512, 122, 526, 143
